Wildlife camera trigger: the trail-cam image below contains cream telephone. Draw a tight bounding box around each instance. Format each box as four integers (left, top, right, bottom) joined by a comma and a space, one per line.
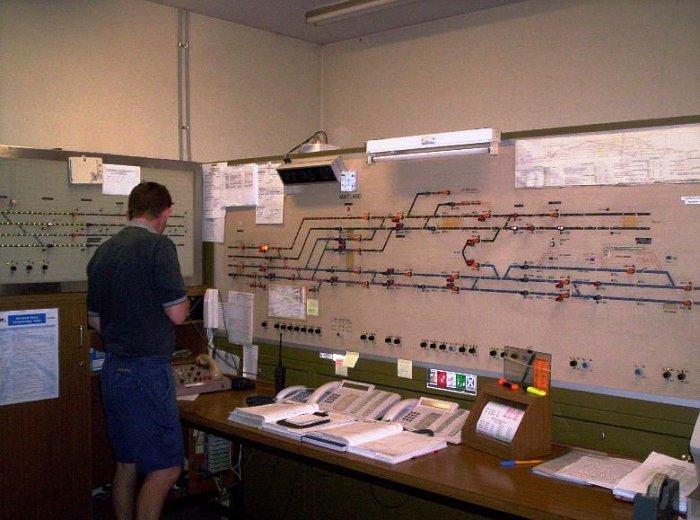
173, 354, 230, 396
314, 380, 400, 419
275, 380, 400, 420
274, 381, 341, 404
382, 396, 469, 444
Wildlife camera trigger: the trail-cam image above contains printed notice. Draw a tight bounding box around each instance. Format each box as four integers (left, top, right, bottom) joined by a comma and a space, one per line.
475, 401, 525, 443
102, 164, 141, 195
268, 284, 306, 320
202, 162, 227, 243
0, 308, 59, 406
223, 163, 258, 207
515, 124, 700, 188
225, 291, 254, 346
256, 162, 285, 224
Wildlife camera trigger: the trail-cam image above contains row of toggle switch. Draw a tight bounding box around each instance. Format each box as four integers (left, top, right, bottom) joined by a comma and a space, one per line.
7, 262, 49, 272
260, 321, 322, 335
420, 340, 478, 355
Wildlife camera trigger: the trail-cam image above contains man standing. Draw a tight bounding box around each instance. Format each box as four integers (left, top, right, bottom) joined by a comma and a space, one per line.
87, 182, 190, 520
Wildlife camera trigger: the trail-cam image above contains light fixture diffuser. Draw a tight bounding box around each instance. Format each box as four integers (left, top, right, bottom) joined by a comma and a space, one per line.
305, 0, 417, 26
366, 128, 500, 163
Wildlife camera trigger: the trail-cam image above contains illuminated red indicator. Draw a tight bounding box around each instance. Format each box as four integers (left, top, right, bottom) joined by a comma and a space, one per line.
259, 244, 270, 253
436, 371, 447, 387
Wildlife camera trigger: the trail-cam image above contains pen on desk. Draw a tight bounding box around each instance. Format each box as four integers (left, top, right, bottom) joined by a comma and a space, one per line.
499, 459, 544, 467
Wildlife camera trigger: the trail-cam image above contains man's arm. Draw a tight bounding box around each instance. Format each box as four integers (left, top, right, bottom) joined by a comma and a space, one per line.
164, 299, 190, 325
88, 315, 101, 333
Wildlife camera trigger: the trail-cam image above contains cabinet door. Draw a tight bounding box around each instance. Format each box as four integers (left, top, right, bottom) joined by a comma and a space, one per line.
0, 293, 92, 519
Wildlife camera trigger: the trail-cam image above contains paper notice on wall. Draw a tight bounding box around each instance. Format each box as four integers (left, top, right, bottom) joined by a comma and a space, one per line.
202, 162, 227, 243
223, 163, 258, 207
0, 308, 59, 406
515, 123, 700, 188
102, 164, 140, 195
475, 401, 525, 443
225, 291, 254, 346
256, 162, 284, 224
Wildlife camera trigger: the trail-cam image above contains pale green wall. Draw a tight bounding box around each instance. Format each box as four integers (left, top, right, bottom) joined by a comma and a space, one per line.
321, 0, 700, 147
0, 0, 322, 161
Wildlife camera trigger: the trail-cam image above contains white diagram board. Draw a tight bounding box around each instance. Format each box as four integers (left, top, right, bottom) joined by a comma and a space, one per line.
218, 128, 699, 407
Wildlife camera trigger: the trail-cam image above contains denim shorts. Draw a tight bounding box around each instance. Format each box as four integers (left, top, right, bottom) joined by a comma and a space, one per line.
100, 353, 184, 474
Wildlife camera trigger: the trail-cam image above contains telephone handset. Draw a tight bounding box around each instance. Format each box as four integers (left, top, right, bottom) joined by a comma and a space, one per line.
382, 396, 468, 444
274, 381, 341, 404
195, 354, 222, 380
275, 385, 310, 403
172, 353, 231, 396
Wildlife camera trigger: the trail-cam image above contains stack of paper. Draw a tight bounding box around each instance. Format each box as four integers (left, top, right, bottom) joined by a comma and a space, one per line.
612, 451, 698, 513
348, 430, 447, 464
228, 401, 319, 428
302, 420, 403, 452
263, 411, 357, 441
532, 449, 641, 488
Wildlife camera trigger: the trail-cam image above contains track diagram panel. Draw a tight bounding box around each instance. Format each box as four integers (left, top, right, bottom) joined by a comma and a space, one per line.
219, 141, 698, 405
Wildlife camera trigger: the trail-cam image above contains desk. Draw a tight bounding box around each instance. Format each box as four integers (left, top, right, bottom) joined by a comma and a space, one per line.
178, 385, 633, 520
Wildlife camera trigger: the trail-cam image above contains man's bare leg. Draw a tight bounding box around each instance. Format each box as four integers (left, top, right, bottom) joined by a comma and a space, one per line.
135, 465, 181, 520
112, 462, 138, 520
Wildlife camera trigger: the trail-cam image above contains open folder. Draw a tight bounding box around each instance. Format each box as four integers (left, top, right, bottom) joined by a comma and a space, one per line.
612, 451, 697, 513
348, 430, 447, 465
228, 402, 318, 428
301, 420, 403, 452
263, 411, 357, 441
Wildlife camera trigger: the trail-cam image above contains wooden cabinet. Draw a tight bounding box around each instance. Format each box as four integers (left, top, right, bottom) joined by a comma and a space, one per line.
0, 292, 92, 519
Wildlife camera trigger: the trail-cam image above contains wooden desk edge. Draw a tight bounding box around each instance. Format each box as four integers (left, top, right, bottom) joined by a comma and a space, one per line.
177, 388, 632, 520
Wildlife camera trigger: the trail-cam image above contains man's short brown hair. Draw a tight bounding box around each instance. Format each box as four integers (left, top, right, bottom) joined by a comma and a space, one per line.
128, 182, 173, 220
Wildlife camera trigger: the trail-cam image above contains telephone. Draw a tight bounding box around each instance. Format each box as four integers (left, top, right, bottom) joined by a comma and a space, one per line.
173, 354, 231, 396
275, 385, 314, 403
382, 396, 469, 444
196, 354, 222, 379
274, 380, 400, 420
274, 381, 341, 404
313, 380, 400, 420
203, 288, 224, 329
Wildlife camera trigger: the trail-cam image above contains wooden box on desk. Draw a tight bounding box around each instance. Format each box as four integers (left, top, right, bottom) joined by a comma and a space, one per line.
462, 383, 552, 460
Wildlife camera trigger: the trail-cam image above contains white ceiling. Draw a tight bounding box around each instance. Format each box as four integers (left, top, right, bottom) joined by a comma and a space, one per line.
147, 0, 525, 45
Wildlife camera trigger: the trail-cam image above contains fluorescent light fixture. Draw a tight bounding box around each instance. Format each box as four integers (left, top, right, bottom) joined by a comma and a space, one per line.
305, 0, 416, 26
276, 156, 346, 185
366, 128, 500, 164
